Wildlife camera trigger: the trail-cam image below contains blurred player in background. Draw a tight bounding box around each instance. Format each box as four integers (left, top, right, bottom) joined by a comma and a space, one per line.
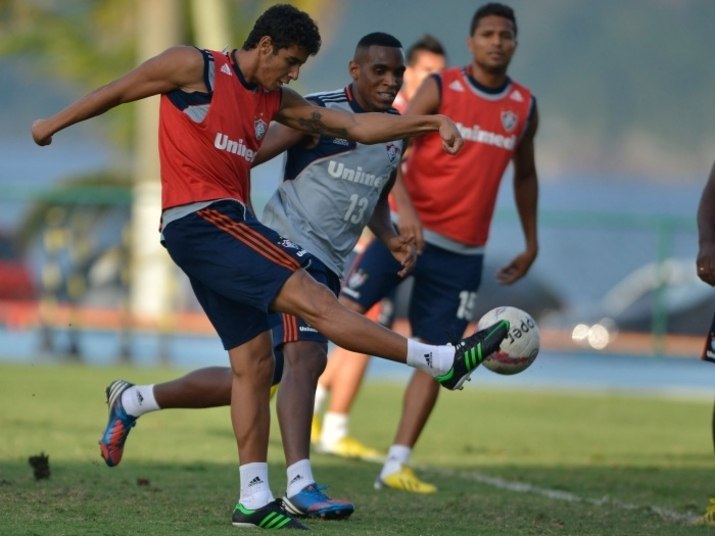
312, 34, 448, 461
696, 159, 715, 525
323, 2, 540, 494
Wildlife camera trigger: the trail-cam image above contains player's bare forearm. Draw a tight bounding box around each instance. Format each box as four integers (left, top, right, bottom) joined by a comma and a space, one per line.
391, 169, 423, 252
499, 164, 538, 285
32, 46, 204, 146
32, 83, 126, 146
277, 91, 462, 150
295, 110, 350, 138
367, 200, 398, 246
367, 200, 415, 276
696, 160, 715, 285
513, 172, 539, 255
349, 112, 461, 149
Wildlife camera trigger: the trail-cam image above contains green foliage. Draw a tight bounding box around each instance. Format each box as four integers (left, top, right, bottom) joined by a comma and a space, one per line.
0, 362, 713, 535
0, 0, 321, 151
0, 0, 141, 148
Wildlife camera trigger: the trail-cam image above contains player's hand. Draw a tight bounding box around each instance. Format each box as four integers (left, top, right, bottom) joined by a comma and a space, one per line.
438, 116, 463, 154
387, 234, 417, 277
32, 119, 53, 146
396, 204, 424, 254
697, 243, 715, 286
496, 250, 537, 285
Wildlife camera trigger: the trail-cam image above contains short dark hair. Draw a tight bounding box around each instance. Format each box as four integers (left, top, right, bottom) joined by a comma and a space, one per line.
406, 34, 446, 65
243, 4, 321, 56
470, 3, 517, 36
355, 32, 403, 52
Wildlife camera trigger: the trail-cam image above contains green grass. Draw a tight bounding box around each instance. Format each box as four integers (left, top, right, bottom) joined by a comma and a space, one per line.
1, 361, 713, 535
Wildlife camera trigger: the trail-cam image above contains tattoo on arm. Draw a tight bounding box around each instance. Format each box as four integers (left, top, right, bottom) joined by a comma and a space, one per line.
297, 111, 349, 137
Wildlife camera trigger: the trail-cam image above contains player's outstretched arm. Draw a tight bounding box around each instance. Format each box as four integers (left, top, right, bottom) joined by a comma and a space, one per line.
32, 46, 205, 146
274, 88, 462, 153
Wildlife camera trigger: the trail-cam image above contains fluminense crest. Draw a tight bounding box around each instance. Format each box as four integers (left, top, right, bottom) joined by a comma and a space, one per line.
254, 117, 268, 140
501, 110, 518, 132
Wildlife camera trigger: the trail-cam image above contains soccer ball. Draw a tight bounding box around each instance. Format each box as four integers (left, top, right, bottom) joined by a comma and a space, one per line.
477, 306, 540, 375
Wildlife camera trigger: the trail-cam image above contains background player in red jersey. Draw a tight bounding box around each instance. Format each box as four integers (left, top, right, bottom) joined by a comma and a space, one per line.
322, 2, 540, 493
313, 35, 448, 461
696, 159, 715, 525
31, 4, 510, 528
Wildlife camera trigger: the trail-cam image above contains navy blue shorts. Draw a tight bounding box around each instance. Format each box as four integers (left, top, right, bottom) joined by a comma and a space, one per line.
270, 256, 341, 349
343, 248, 398, 328
340, 240, 484, 345
162, 200, 314, 350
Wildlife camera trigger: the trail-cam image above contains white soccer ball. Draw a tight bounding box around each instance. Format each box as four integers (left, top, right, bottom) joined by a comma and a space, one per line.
477, 306, 540, 375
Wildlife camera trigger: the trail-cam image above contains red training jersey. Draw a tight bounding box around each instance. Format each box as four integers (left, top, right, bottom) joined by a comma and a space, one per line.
158, 50, 282, 210
402, 66, 534, 246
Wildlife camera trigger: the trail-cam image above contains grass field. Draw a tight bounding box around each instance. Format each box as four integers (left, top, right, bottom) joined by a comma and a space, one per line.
1, 361, 714, 535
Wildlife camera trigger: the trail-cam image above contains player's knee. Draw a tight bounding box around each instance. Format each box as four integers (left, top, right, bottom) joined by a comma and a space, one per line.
338, 295, 365, 313
296, 280, 339, 325
229, 346, 274, 384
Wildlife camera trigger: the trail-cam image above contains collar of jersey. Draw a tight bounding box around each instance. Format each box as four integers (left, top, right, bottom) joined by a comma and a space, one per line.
230, 49, 260, 91
463, 66, 512, 95
344, 84, 367, 113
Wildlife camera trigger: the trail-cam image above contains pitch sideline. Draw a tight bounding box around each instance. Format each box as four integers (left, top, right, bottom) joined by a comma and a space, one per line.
422, 466, 701, 525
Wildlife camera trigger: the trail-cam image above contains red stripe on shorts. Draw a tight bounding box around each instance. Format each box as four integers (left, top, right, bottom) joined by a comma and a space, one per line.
282, 313, 299, 343
198, 208, 301, 271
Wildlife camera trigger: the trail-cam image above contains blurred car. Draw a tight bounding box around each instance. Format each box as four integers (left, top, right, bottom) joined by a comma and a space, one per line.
542, 257, 714, 349
0, 233, 35, 301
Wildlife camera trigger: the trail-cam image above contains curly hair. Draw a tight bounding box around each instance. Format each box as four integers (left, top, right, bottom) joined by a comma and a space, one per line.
243, 4, 321, 56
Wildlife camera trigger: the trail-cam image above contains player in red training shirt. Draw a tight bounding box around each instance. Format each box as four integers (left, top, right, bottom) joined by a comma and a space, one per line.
330, 2, 540, 493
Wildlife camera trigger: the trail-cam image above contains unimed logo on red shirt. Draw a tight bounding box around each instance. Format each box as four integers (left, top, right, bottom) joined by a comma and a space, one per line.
213, 132, 256, 162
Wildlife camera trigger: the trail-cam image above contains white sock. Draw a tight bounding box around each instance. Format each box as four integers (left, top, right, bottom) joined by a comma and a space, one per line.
239, 462, 274, 509
121, 385, 159, 417
381, 444, 412, 479
320, 412, 349, 446
285, 459, 315, 498
405, 339, 453, 376
313, 383, 327, 416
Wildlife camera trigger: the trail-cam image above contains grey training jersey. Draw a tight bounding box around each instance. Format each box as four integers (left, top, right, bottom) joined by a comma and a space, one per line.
262, 86, 404, 277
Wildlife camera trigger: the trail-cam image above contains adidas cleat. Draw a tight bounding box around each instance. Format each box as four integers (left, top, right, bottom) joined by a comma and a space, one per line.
374, 465, 437, 494
437, 320, 510, 390
698, 497, 715, 526
232, 500, 309, 529
98, 380, 136, 467
282, 483, 354, 520
314, 436, 385, 463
